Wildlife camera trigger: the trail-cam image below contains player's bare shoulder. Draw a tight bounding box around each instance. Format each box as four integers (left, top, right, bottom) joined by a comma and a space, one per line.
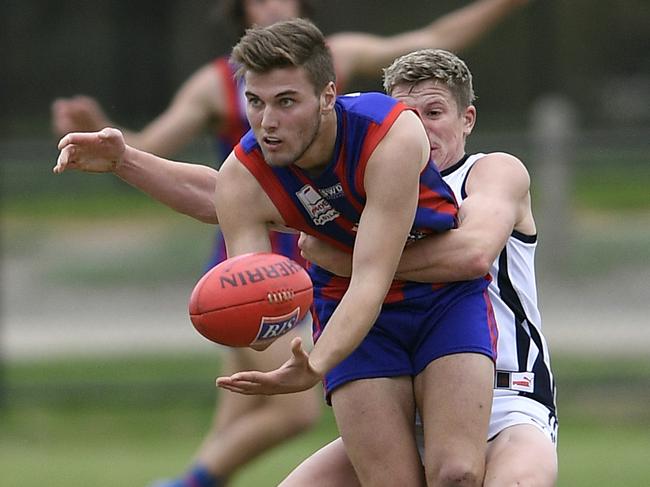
215, 154, 280, 223
469, 152, 536, 234
468, 152, 531, 196
175, 62, 228, 123
372, 110, 429, 172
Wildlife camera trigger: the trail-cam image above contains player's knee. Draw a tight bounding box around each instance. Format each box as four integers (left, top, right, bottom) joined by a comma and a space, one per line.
356, 463, 424, 487
425, 458, 483, 487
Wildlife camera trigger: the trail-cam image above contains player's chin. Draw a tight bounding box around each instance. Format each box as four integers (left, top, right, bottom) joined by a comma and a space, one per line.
261, 149, 295, 167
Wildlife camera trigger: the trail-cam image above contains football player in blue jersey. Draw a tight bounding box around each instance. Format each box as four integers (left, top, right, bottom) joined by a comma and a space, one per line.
51, 2, 531, 486
55, 19, 500, 487
212, 20, 498, 487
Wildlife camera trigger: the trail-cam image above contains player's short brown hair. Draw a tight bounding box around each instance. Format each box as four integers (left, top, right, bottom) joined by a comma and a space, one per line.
383, 49, 476, 112
231, 18, 335, 94
217, 0, 316, 37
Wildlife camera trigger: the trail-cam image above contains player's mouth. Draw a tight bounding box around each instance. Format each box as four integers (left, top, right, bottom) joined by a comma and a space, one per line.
263, 136, 283, 150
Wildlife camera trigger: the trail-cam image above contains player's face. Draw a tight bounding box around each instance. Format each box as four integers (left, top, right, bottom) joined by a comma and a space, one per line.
391, 80, 476, 170
245, 67, 326, 167
243, 0, 301, 27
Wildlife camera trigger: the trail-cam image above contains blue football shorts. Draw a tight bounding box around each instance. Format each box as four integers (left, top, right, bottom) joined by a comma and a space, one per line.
313, 278, 497, 402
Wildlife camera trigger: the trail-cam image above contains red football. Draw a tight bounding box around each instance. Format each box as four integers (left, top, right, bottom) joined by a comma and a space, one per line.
189, 252, 313, 347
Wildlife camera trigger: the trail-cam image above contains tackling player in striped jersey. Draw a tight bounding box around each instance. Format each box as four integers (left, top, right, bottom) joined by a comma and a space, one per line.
282, 49, 558, 487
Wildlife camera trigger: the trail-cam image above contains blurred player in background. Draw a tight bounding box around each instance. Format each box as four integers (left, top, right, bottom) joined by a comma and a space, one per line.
279, 48, 558, 487
51, 1, 531, 486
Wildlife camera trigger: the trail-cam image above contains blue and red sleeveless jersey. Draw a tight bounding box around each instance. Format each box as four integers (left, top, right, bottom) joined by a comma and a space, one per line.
210, 57, 305, 268
234, 92, 459, 303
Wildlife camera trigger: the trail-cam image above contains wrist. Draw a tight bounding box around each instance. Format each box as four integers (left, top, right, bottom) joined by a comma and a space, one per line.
307, 355, 328, 379
115, 145, 138, 175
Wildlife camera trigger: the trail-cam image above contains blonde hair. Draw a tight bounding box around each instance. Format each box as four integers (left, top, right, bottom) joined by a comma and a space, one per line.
383, 49, 476, 110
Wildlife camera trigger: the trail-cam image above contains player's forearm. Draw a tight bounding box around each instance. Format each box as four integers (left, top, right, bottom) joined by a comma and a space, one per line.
116, 146, 219, 223
426, 0, 528, 52
308, 287, 384, 376
396, 229, 493, 282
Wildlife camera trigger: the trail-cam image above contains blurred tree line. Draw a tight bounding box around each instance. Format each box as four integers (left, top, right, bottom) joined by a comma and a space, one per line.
2, 0, 649, 137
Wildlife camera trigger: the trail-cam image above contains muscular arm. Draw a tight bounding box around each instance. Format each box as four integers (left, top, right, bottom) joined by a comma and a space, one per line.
300, 153, 533, 283
395, 153, 533, 282
308, 111, 429, 375
328, 0, 530, 80
52, 63, 226, 158
213, 154, 276, 256
54, 128, 219, 223
125, 63, 226, 156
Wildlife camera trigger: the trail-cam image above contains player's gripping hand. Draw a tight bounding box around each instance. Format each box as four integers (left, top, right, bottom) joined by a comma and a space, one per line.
54, 128, 126, 174
216, 337, 322, 395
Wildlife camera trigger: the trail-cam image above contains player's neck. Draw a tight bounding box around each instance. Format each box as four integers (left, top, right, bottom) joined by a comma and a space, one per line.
294, 109, 338, 176
436, 149, 467, 172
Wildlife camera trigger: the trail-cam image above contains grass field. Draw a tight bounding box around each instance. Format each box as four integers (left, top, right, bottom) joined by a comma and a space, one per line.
2, 353, 650, 487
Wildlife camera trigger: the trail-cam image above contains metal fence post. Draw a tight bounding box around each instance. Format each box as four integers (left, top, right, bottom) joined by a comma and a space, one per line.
530, 94, 578, 271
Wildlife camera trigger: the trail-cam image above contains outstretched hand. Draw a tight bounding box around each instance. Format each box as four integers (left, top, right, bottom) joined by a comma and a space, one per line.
216, 337, 322, 395
53, 128, 126, 174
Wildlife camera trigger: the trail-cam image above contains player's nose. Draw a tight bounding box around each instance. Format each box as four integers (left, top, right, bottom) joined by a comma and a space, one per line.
261, 106, 279, 130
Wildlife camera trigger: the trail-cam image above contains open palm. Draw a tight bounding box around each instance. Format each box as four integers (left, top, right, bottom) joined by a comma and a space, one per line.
216, 337, 322, 395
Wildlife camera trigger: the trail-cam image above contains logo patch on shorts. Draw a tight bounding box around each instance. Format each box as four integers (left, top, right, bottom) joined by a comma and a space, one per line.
510, 372, 535, 393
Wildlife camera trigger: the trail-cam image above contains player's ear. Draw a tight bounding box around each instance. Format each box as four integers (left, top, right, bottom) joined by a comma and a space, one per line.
463, 105, 477, 137
320, 81, 336, 114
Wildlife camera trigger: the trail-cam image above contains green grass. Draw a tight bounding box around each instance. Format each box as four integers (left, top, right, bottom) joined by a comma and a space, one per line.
558, 423, 650, 486
1, 352, 338, 487
2, 353, 650, 486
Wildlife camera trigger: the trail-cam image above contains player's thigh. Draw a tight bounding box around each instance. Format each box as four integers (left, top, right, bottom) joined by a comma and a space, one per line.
279, 437, 360, 487
414, 353, 494, 472
485, 424, 557, 487
331, 376, 425, 487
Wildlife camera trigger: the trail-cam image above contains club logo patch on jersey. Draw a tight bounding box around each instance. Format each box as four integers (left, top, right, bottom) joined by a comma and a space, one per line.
319, 182, 344, 199
252, 307, 302, 344
296, 185, 340, 226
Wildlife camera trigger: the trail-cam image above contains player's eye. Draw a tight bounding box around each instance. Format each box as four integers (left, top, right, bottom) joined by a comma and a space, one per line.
279, 98, 295, 108
248, 98, 263, 109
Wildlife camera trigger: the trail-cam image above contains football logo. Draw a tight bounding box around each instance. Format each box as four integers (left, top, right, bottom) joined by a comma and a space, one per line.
252, 307, 302, 344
